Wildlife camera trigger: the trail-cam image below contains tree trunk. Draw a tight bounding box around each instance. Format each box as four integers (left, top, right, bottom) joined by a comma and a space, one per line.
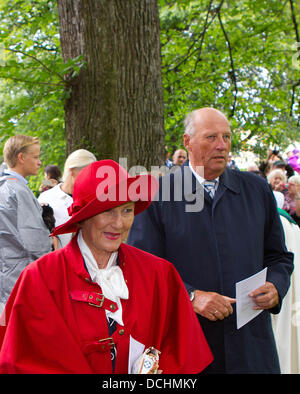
56, 0, 165, 170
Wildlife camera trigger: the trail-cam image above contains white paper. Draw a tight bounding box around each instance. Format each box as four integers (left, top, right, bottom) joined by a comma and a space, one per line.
236, 267, 267, 329
128, 335, 145, 374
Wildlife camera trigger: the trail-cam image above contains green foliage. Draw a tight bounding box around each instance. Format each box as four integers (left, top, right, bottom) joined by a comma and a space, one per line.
159, 0, 300, 157
0, 0, 65, 190
0, 0, 86, 190
0, 0, 299, 184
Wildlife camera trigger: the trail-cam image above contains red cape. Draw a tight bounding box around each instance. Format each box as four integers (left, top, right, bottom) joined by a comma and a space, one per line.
0, 236, 212, 374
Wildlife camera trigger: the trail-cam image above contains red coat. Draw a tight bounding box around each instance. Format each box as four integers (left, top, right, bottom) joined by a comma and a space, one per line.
0, 236, 212, 374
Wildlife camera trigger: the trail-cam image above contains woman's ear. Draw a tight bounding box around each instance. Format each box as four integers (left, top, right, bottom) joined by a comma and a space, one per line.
69, 168, 77, 178
76, 221, 83, 229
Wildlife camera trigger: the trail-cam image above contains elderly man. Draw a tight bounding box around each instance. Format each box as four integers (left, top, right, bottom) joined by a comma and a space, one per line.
172, 149, 187, 166
128, 107, 294, 373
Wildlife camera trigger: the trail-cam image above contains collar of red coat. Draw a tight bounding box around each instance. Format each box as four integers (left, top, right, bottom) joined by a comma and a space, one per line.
65, 234, 127, 281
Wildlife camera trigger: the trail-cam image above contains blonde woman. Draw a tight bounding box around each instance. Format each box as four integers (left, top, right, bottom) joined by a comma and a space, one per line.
267, 169, 287, 192
283, 175, 300, 227
0, 135, 52, 313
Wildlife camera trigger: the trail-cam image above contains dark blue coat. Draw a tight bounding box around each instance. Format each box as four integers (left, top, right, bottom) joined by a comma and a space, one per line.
127, 162, 294, 373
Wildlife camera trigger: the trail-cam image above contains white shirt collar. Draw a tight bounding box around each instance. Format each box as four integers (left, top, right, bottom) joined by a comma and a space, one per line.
188, 161, 219, 187
55, 183, 73, 199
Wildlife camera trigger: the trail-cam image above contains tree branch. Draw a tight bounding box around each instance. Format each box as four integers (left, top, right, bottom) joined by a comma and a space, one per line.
0, 74, 65, 87
290, 84, 295, 116
288, 0, 300, 122
193, 0, 214, 73
164, 0, 225, 73
217, 9, 238, 118
5, 48, 65, 82
289, 0, 300, 45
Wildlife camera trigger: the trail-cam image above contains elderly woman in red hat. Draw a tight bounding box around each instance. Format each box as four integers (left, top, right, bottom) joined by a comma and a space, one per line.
0, 160, 212, 374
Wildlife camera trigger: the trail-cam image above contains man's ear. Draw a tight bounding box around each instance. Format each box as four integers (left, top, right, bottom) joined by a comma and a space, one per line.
183, 134, 191, 153
17, 152, 25, 165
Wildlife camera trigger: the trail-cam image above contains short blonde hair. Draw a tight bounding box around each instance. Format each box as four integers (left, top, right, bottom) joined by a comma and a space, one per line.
62, 149, 97, 182
3, 135, 40, 168
267, 169, 287, 184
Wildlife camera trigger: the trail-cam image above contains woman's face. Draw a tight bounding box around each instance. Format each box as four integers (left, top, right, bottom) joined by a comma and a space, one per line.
288, 181, 298, 197
80, 202, 135, 259
271, 175, 284, 191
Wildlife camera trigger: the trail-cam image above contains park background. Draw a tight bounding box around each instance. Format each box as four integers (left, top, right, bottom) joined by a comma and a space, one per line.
0, 0, 299, 192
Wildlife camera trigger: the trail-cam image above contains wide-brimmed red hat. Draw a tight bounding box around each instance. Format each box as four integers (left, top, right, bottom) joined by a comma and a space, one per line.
51, 159, 158, 236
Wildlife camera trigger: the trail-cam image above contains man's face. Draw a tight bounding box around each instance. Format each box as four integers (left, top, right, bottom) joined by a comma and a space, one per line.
173, 150, 187, 166
183, 113, 231, 180
21, 144, 42, 177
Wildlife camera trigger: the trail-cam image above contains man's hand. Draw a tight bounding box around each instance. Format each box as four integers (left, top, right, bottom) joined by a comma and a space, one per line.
249, 281, 279, 310
192, 290, 236, 321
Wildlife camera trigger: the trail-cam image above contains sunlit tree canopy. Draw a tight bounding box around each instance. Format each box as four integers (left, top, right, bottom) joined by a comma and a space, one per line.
0, 0, 299, 190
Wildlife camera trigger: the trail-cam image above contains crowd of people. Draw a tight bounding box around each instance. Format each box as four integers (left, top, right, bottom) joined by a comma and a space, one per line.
257, 148, 300, 226
0, 108, 299, 374
225, 148, 300, 228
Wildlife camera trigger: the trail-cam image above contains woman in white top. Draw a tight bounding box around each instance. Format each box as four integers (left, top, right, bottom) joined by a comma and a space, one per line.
272, 193, 300, 373
38, 149, 97, 248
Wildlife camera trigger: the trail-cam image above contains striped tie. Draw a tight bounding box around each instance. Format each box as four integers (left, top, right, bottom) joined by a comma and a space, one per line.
203, 180, 217, 199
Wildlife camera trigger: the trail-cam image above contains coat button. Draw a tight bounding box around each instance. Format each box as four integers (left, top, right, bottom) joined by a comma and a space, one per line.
119, 329, 124, 335
110, 304, 116, 311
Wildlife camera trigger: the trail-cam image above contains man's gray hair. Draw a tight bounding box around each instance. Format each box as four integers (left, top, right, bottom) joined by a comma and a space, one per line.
184, 108, 229, 137
288, 174, 300, 186
184, 110, 199, 137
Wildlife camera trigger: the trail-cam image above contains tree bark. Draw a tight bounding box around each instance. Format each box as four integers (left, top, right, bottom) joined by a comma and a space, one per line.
56, 0, 165, 170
